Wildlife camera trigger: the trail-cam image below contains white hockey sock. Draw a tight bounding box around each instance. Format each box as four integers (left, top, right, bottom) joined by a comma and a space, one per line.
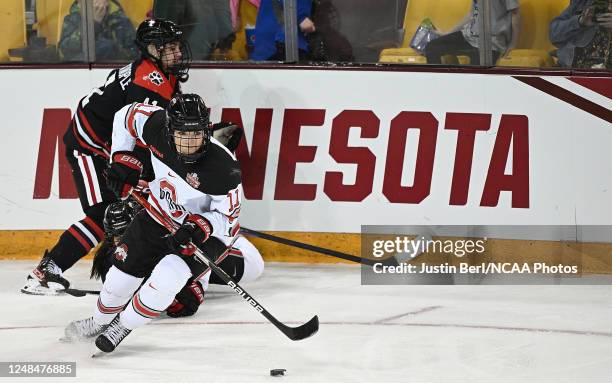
94, 266, 143, 325
236, 236, 265, 283
120, 254, 192, 330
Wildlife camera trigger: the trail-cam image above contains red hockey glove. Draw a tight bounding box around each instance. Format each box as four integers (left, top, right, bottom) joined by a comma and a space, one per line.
107, 152, 143, 199
168, 214, 212, 256
166, 280, 205, 318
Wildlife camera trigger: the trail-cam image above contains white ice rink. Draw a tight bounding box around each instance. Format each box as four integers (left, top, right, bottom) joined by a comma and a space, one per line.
1, 260, 612, 383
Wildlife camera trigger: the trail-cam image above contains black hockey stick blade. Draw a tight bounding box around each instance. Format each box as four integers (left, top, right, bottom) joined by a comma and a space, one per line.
64, 288, 100, 297
281, 315, 319, 341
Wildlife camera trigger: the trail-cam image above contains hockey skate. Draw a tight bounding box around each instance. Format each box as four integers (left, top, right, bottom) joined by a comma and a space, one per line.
63, 317, 107, 342
95, 315, 132, 353
20, 252, 70, 296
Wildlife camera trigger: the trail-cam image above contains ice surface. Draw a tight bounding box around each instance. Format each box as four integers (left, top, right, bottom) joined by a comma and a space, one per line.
1, 260, 611, 383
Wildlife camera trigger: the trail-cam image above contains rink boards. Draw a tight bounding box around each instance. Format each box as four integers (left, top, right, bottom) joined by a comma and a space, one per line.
0, 67, 610, 270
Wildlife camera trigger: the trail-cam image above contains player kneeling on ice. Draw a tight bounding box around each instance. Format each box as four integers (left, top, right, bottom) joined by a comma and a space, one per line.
65, 94, 263, 352
91, 200, 264, 318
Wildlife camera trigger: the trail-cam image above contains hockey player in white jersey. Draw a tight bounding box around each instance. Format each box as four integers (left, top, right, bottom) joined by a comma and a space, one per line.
65, 94, 262, 352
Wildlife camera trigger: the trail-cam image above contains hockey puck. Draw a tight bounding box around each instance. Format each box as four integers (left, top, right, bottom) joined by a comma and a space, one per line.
270, 369, 286, 376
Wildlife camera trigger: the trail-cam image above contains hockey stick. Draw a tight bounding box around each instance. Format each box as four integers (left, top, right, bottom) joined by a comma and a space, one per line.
64, 288, 100, 297
62, 226, 239, 298
130, 192, 319, 341
240, 227, 401, 266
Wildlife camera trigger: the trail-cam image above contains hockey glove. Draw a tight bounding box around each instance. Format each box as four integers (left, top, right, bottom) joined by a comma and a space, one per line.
212, 122, 243, 152
168, 214, 212, 256
106, 152, 143, 199
166, 280, 205, 318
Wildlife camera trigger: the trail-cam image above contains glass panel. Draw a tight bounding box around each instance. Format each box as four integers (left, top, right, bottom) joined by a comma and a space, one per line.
2, 0, 31, 63
34, 0, 86, 63
547, 0, 611, 70
325, 0, 406, 63
376, 0, 479, 66
87, 0, 139, 62
496, 0, 558, 69
153, 0, 249, 62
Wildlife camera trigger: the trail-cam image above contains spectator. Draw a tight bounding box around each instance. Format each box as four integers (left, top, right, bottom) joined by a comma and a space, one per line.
550, 0, 612, 69
425, 0, 520, 65
251, 0, 315, 61
59, 0, 137, 61
154, 0, 235, 60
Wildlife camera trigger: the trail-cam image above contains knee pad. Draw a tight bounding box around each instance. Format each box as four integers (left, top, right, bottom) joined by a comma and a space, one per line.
147, 254, 192, 296
103, 266, 143, 299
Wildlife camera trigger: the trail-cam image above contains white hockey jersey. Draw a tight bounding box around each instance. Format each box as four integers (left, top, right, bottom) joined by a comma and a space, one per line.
111, 102, 242, 246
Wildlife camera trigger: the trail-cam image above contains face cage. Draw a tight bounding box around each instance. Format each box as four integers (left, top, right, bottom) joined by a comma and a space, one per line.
168, 127, 211, 164
103, 221, 129, 238
158, 39, 192, 82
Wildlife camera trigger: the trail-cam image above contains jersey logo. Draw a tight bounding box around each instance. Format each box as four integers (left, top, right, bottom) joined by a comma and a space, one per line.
144, 71, 165, 86
186, 172, 200, 188
114, 244, 128, 262
159, 180, 187, 219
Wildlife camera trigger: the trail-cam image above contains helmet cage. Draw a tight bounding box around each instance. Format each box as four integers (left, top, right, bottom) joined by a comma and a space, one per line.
135, 19, 191, 81
167, 94, 212, 164
103, 202, 135, 238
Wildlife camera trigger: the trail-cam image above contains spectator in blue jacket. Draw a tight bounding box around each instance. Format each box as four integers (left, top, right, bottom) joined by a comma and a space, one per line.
550, 0, 612, 68
251, 0, 316, 61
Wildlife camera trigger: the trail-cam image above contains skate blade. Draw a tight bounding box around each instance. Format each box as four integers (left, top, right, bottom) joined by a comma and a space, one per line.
59, 336, 92, 343
20, 287, 66, 296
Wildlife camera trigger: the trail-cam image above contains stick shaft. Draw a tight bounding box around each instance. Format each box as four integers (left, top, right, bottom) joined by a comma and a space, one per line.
130, 192, 318, 340
240, 227, 398, 266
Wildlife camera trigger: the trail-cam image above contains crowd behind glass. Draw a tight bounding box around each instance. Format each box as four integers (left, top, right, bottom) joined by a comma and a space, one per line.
2, 0, 611, 70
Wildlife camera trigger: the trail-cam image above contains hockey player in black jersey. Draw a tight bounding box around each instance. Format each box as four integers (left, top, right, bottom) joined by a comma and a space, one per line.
92, 199, 263, 319
22, 19, 192, 296
65, 94, 262, 352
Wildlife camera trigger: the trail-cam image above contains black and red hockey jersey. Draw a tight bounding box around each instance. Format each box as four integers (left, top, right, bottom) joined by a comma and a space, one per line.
64, 58, 180, 158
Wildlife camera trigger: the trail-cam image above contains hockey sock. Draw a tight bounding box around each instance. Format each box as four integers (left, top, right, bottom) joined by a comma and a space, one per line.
94, 266, 143, 325
49, 216, 105, 271
234, 236, 265, 283
121, 254, 191, 329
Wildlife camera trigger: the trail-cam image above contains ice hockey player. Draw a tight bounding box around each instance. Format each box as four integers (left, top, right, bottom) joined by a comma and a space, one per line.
65, 93, 262, 352
22, 19, 191, 296
92, 199, 264, 318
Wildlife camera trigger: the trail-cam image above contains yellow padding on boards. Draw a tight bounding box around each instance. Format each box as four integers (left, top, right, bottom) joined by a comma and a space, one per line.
0, 230, 359, 264
1, 231, 611, 274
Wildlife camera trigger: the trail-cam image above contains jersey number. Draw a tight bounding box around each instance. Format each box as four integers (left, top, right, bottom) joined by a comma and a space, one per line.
228, 189, 240, 213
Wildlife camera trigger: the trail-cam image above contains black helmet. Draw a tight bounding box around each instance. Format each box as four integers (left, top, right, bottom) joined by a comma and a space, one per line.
167, 94, 211, 164
103, 201, 136, 237
135, 19, 191, 82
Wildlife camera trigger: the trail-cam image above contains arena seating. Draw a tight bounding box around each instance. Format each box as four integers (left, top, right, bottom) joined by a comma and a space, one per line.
378, 0, 471, 65
379, 0, 570, 67
0, 0, 27, 61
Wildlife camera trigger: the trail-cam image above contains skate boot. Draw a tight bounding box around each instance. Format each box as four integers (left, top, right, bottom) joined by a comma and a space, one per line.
63, 317, 107, 342
95, 315, 132, 353
21, 251, 70, 296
